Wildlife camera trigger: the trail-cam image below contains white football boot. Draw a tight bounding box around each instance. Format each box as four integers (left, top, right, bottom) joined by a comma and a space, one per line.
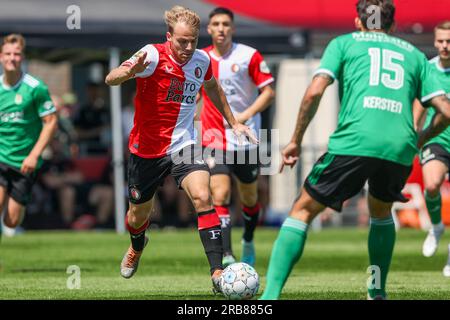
422, 223, 445, 257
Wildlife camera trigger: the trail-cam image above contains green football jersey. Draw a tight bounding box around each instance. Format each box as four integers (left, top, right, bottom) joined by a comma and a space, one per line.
422, 57, 450, 152
316, 31, 445, 166
0, 73, 56, 169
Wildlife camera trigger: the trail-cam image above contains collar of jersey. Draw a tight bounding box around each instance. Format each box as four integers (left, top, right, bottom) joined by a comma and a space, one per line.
208, 43, 236, 61
0, 72, 24, 91
432, 56, 450, 73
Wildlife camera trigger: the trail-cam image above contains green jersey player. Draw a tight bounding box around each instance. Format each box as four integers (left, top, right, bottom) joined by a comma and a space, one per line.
260, 0, 450, 300
0, 34, 57, 238
414, 21, 450, 276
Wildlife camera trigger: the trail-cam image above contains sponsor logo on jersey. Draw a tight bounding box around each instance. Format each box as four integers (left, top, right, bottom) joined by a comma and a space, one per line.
164, 78, 197, 104
0, 111, 24, 122
259, 61, 271, 74
231, 64, 240, 73
195, 66, 202, 79
421, 147, 435, 164
130, 187, 141, 201
15, 94, 22, 105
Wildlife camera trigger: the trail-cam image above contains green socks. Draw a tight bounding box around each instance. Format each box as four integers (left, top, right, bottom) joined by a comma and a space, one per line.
425, 191, 442, 225
260, 217, 308, 300
367, 215, 396, 299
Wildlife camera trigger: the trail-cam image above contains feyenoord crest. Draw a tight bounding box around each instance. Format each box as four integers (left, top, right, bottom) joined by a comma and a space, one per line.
15, 94, 23, 105
195, 66, 202, 78
130, 187, 141, 201
231, 64, 240, 73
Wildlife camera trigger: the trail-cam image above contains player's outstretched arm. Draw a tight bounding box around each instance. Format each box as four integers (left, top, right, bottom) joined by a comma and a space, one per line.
280, 74, 331, 172
417, 95, 450, 149
203, 76, 259, 144
105, 51, 149, 86
21, 113, 58, 174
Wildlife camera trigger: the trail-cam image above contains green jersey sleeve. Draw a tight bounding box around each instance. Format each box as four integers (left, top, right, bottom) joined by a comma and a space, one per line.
34, 83, 56, 117
314, 37, 344, 82
418, 53, 446, 107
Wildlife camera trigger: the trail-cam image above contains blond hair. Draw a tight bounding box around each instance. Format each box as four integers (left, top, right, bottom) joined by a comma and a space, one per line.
1, 33, 26, 52
164, 5, 200, 34
435, 21, 450, 32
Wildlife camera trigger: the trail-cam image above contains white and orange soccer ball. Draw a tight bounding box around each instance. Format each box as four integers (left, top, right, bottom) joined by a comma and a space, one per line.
220, 262, 260, 300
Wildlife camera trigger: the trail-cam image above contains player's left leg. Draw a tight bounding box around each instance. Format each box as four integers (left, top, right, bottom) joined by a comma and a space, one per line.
236, 180, 259, 266
180, 168, 224, 292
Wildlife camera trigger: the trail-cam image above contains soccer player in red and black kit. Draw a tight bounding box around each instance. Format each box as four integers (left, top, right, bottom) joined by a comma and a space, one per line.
105, 6, 257, 293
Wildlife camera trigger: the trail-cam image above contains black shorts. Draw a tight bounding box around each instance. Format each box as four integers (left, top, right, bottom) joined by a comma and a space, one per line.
304, 153, 412, 212
420, 143, 450, 169
128, 145, 210, 204
0, 162, 38, 205
203, 147, 259, 184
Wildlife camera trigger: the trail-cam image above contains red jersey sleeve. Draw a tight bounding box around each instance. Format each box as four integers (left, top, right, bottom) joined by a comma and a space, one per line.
248, 50, 274, 88
204, 59, 213, 82
121, 44, 159, 78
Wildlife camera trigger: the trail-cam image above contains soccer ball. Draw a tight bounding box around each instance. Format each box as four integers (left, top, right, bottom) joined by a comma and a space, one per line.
220, 262, 260, 300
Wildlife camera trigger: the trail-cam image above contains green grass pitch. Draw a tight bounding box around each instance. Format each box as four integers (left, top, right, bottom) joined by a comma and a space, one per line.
0, 227, 449, 299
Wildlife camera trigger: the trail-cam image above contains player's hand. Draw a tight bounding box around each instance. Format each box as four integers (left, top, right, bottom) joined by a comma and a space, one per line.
280, 142, 301, 173
232, 123, 259, 145
21, 154, 38, 175
129, 51, 150, 75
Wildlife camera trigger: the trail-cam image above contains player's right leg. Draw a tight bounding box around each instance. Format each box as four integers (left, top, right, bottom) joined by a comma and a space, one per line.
210, 173, 235, 267
420, 148, 448, 257
179, 167, 224, 293
259, 188, 324, 300
121, 153, 170, 279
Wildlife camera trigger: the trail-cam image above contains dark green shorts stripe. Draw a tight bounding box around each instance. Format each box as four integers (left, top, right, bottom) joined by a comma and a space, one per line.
308, 153, 335, 185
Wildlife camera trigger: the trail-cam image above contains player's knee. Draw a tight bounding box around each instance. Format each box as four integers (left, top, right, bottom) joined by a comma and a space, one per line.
240, 192, 258, 207
3, 215, 20, 228
128, 206, 151, 227
425, 180, 442, 196
212, 189, 230, 206
191, 189, 212, 210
